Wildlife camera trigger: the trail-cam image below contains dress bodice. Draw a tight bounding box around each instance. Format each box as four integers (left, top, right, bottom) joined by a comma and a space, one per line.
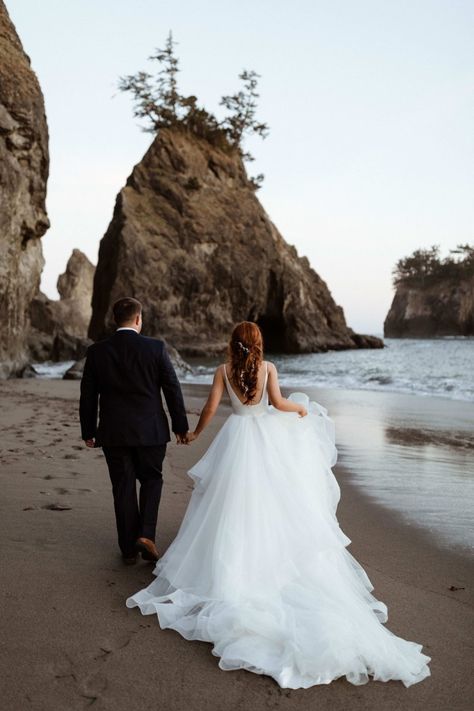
223, 362, 269, 417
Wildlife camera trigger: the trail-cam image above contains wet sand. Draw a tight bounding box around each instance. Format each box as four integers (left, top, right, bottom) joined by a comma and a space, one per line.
0, 379, 473, 710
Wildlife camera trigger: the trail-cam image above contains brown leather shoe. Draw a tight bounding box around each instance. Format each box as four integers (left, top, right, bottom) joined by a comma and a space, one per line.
136, 537, 159, 562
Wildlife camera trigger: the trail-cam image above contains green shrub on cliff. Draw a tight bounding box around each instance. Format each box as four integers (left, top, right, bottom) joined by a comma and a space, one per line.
393, 244, 474, 287
118, 31, 268, 188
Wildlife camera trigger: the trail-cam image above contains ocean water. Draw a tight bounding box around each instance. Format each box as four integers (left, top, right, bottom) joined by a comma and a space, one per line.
184, 338, 474, 402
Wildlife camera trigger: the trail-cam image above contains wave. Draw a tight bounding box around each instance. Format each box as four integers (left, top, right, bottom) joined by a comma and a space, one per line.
182, 339, 474, 403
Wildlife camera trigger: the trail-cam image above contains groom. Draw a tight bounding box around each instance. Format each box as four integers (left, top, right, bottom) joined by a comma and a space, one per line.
79, 297, 189, 565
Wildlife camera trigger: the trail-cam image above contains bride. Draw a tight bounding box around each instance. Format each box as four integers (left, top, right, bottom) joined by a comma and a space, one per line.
126, 321, 431, 689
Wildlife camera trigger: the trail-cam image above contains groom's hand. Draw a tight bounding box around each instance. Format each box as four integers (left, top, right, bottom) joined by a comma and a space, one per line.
84, 438, 95, 448
175, 432, 189, 445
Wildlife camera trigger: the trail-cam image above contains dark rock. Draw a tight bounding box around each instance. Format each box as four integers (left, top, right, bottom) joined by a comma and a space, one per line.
25, 325, 53, 363
384, 278, 474, 337
164, 341, 193, 374
63, 358, 85, 380
0, 1, 49, 378
89, 127, 383, 354
28, 249, 94, 361
17, 363, 38, 378
349, 331, 384, 349
50, 332, 91, 361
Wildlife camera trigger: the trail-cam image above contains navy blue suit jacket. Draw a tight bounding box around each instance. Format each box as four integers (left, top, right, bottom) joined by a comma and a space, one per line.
79, 330, 189, 447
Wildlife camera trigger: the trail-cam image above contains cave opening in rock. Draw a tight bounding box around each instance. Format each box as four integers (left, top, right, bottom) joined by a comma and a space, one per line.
254, 271, 288, 353
256, 314, 287, 353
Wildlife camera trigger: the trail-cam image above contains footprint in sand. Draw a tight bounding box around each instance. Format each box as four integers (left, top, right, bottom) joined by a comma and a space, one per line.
80, 671, 108, 699
64, 454, 79, 460
99, 631, 135, 653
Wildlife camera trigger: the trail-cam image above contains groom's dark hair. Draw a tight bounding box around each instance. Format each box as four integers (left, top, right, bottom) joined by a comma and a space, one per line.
113, 297, 142, 326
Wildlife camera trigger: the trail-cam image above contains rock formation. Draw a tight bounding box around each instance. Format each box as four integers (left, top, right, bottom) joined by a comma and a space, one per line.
90, 128, 382, 354
0, 1, 50, 377
56, 248, 95, 335
28, 249, 95, 362
384, 277, 474, 337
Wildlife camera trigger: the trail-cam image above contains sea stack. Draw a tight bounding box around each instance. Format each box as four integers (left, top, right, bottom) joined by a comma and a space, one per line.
28, 249, 95, 362
384, 280, 474, 337
89, 127, 382, 355
384, 247, 474, 337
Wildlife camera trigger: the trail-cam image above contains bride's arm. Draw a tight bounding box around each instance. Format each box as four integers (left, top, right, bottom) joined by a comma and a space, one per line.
267, 362, 307, 416
187, 365, 225, 441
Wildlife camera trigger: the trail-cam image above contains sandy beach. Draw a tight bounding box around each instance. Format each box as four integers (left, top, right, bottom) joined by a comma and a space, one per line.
0, 378, 473, 711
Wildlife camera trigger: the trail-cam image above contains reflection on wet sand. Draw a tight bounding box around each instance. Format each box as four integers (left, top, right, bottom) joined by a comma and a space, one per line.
384, 426, 473, 450
311, 388, 474, 556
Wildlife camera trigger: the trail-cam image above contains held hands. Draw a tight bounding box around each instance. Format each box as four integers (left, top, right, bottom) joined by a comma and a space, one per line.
175, 431, 198, 445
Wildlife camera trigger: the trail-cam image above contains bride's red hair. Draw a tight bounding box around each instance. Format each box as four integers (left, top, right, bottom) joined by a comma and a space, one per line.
228, 321, 264, 403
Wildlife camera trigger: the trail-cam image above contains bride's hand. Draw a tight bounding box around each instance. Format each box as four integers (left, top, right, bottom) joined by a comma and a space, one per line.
297, 405, 308, 418
187, 431, 198, 443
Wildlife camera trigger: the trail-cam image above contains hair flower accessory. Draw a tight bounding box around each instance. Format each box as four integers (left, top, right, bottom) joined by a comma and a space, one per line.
237, 341, 250, 354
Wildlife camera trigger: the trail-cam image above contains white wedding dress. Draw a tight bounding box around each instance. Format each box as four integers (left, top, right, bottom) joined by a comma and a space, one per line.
126, 363, 431, 689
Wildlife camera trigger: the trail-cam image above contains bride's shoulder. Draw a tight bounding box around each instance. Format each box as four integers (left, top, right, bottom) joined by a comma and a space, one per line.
215, 363, 228, 378
264, 360, 276, 372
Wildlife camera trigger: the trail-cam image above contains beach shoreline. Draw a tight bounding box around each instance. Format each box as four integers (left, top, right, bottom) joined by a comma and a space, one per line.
0, 378, 473, 710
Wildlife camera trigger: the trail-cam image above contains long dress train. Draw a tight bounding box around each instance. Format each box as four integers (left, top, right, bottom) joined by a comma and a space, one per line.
126, 364, 431, 689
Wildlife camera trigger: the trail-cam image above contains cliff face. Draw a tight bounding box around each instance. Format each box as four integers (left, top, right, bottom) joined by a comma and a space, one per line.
0, 1, 49, 377
28, 249, 94, 362
90, 128, 382, 354
384, 277, 474, 337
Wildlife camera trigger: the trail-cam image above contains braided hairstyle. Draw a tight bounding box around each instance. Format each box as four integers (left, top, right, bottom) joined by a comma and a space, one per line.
228, 321, 264, 404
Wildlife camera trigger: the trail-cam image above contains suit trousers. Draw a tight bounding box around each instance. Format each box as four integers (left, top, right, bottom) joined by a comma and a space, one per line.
102, 444, 167, 557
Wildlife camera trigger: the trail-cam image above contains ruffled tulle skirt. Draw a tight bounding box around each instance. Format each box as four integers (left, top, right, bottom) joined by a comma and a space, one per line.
126, 395, 431, 689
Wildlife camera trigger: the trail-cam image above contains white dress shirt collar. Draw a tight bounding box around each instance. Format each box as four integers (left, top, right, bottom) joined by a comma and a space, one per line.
116, 327, 139, 333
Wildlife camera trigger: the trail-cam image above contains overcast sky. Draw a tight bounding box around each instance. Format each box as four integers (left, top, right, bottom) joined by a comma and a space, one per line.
8, 0, 474, 334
